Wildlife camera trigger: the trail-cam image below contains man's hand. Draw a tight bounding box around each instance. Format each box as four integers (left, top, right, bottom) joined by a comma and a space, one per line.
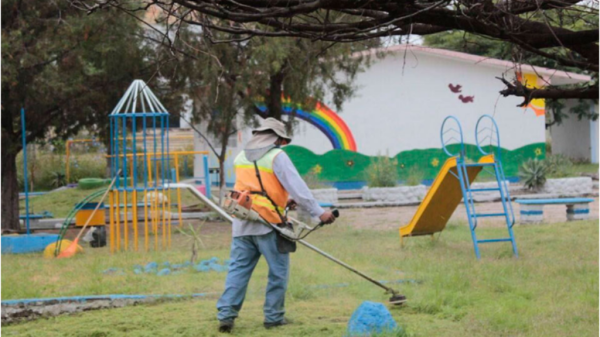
286, 199, 297, 210
319, 211, 336, 224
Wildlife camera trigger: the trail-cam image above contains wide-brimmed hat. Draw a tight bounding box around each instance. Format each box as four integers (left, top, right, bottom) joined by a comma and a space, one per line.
253, 117, 292, 142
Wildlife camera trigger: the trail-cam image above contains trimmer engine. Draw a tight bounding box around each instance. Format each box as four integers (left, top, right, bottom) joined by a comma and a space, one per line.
222, 191, 327, 241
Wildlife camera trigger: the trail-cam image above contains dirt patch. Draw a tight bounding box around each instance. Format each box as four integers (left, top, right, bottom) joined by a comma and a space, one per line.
1, 294, 220, 325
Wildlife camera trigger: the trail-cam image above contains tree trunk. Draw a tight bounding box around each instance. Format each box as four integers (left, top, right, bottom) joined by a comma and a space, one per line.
268, 70, 285, 120
2, 150, 22, 231
217, 127, 229, 203
218, 156, 226, 202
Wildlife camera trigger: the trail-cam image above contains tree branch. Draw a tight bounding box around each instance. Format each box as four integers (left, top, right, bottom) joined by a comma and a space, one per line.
497, 76, 599, 107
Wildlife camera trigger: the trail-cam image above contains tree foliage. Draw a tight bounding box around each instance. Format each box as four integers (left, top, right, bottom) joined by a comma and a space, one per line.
82, 0, 599, 103
1, 1, 156, 230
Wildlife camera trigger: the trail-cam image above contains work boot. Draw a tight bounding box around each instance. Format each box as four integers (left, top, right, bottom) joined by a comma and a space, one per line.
218, 320, 234, 333
264, 317, 292, 329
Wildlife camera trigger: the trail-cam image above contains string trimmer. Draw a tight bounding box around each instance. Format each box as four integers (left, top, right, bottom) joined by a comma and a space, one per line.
222, 190, 406, 306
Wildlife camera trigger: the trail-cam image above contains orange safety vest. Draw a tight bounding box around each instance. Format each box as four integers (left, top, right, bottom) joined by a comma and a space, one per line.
233, 148, 289, 224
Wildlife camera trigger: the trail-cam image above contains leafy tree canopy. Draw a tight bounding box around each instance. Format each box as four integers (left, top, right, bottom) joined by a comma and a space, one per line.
1, 0, 168, 230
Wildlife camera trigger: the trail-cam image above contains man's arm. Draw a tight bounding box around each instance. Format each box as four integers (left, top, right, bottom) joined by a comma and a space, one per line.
272, 152, 325, 219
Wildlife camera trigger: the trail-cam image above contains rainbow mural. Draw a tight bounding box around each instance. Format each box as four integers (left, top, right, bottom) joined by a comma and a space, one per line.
255, 98, 357, 151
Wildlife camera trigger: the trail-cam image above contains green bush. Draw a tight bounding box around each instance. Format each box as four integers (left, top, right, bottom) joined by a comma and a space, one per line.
545, 154, 573, 178
302, 170, 329, 189
178, 153, 195, 179
404, 166, 424, 186
519, 158, 547, 190
50, 171, 67, 188
17, 152, 67, 191
68, 154, 107, 183
365, 156, 398, 188
17, 151, 107, 191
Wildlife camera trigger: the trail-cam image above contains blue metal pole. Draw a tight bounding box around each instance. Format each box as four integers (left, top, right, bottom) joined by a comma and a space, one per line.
122, 116, 127, 187
166, 114, 170, 170
161, 116, 166, 187
133, 114, 137, 187
114, 117, 120, 189
143, 114, 148, 189
153, 115, 157, 190
110, 117, 114, 180
21, 108, 30, 235
203, 155, 211, 199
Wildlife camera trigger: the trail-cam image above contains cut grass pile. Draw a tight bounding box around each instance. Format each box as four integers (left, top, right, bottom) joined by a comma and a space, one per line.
2, 217, 598, 336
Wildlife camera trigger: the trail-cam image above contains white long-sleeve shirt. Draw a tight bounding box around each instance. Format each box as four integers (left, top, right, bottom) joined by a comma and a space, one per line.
232, 151, 325, 237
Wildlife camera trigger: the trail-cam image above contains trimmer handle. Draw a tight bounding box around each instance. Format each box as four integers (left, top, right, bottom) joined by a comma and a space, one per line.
318, 209, 340, 226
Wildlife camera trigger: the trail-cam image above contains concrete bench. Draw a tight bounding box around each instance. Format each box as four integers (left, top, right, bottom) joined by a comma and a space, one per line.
514, 198, 594, 224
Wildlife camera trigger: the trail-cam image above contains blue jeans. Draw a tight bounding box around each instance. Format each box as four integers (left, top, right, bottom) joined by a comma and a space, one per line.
217, 231, 290, 323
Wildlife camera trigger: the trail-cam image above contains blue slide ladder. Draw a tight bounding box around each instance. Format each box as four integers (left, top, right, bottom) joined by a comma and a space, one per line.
441, 115, 518, 259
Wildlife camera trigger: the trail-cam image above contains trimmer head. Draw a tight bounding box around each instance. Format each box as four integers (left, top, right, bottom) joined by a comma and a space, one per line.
389, 294, 407, 306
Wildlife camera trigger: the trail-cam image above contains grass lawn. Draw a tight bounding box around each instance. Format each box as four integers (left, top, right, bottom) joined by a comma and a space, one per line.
2, 217, 598, 336
21, 186, 210, 218
561, 163, 599, 177
20, 187, 106, 218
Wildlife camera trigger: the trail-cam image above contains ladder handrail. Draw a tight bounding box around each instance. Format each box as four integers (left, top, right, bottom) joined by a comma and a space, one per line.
496, 161, 516, 227
475, 115, 502, 159
440, 116, 466, 159
458, 160, 479, 229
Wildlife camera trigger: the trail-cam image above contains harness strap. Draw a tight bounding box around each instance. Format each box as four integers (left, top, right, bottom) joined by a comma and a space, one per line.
252, 159, 286, 224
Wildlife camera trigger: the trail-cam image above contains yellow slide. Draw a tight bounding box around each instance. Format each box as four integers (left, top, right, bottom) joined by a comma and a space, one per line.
399, 155, 494, 242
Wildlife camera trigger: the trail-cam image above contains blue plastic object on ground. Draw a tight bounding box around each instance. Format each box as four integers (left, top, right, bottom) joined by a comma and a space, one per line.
103, 268, 125, 275
346, 301, 399, 337
144, 262, 158, 273
194, 264, 211, 272
1, 234, 60, 254
105, 258, 229, 276
157, 268, 171, 276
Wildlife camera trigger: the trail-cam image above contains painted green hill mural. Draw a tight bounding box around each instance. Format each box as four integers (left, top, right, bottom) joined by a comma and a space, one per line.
284, 143, 545, 183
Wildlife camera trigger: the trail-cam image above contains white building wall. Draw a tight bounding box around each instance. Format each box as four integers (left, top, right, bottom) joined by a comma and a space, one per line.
293, 51, 545, 155
550, 100, 595, 162
591, 103, 598, 164
193, 117, 253, 187
179, 97, 193, 129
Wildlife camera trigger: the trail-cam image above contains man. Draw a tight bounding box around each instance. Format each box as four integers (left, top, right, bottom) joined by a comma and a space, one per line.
217, 117, 336, 333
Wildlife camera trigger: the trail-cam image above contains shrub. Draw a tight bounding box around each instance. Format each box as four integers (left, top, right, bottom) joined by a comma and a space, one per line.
404, 166, 424, 186
519, 158, 547, 190
302, 170, 329, 189
365, 156, 398, 188
50, 171, 67, 188
17, 151, 107, 190
69, 154, 107, 183
545, 154, 573, 178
